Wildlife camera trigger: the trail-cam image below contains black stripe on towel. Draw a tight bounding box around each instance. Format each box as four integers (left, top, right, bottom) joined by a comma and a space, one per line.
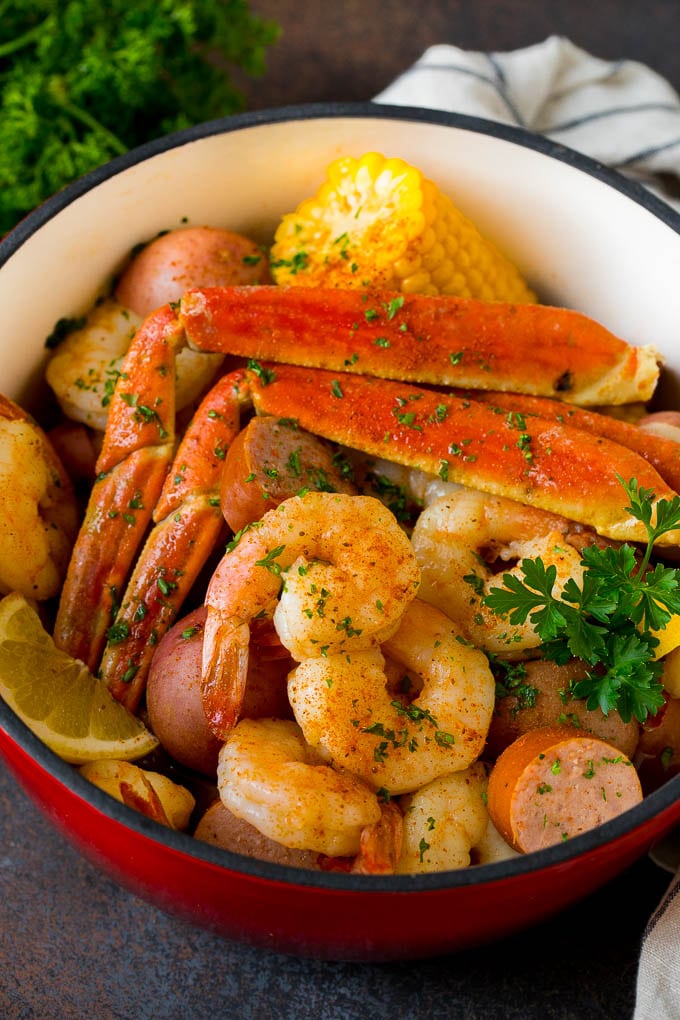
549, 102, 680, 134
614, 135, 680, 167
391, 61, 524, 126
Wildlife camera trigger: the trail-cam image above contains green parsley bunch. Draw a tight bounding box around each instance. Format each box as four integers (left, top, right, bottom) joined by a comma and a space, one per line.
484, 478, 680, 724
0, 1, 279, 234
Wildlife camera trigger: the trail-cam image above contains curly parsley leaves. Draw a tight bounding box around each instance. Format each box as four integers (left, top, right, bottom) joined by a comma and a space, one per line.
484, 478, 680, 724
0, 2, 279, 233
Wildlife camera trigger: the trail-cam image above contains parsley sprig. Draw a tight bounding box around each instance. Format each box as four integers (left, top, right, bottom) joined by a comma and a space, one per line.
484, 478, 680, 724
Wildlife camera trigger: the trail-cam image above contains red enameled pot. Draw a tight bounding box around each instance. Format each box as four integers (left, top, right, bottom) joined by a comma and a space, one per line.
2, 104, 680, 961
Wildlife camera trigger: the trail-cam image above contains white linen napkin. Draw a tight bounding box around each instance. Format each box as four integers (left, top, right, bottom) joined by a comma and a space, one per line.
373, 35, 680, 210
636, 865, 680, 1020
374, 36, 680, 1020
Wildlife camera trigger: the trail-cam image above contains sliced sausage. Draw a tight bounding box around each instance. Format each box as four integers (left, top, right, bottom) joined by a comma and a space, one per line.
487, 726, 643, 853
220, 415, 357, 533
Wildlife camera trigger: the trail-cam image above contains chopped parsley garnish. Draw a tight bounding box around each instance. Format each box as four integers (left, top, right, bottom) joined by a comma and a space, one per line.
270, 250, 309, 274
385, 296, 404, 320
247, 359, 276, 386
45, 315, 87, 349
255, 544, 286, 576
106, 620, 129, 645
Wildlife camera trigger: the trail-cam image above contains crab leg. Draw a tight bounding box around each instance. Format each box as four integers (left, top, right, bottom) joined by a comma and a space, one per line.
455, 388, 680, 495
99, 369, 251, 712
54, 306, 184, 669
247, 364, 680, 546
180, 285, 659, 406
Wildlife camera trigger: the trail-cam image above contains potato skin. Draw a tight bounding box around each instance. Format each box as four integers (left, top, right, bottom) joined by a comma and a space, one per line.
114, 226, 270, 317
486, 658, 639, 761
194, 799, 321, 869
147, 606, 294, 776
637, 695, 680, 791
147, 607, 222, 776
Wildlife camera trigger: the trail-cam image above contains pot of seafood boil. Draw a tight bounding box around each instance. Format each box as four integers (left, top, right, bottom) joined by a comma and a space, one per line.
2, 104, 680, 960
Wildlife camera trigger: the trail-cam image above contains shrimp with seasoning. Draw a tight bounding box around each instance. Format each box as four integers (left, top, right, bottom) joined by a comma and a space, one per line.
411, 487, 586, 656
45, 299, 142, 431
217, 717, 382, 858
201, 490, 421, 738
0, 395, 79, 600
397, 763, 490, 873
288, 598, 495, 795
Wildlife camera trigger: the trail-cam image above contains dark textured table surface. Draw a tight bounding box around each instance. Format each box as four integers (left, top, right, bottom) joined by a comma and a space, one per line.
2, 3, 680, 1018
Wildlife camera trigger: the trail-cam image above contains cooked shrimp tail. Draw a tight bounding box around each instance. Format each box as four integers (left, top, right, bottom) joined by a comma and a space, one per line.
352, 800, 404, 875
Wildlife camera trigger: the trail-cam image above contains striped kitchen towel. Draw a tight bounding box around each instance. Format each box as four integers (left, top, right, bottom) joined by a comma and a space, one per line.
373, 35, 680, 210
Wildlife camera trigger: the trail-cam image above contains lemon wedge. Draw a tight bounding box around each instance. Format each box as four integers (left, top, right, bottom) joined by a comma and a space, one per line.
0, 591, 159, 764
651, 613, 680, 661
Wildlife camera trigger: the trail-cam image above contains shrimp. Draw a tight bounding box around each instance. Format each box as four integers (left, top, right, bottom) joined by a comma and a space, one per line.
45, 298, 224, 430
45, 299, 142, 430
396, 763, 490, 873
216, 717, 382, 857
359, 455, 462, 513
411, 487, 586, 656
202, 491, 421, 736
0, 395, 79, 599
287, 598, 495, 795
473, 817, 521, 866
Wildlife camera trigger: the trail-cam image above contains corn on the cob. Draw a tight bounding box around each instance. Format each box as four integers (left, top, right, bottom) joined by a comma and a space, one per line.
270, 152, 535, 302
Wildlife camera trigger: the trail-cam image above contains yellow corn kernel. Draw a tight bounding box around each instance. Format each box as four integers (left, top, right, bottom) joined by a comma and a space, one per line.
270, 152, 535, 302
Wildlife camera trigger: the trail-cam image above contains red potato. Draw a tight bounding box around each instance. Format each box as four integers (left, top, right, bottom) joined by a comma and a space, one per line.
220, 414, 357, 533
194, 799, 321, 870
486, 658, 640, 760
637, 696, 680, 791
638, 410, 680, 444
487, 727, 643, 853
48, 421, 99, 486
146, 606, 294, 776
147, 607, 222, 776
114, 226, 270, 317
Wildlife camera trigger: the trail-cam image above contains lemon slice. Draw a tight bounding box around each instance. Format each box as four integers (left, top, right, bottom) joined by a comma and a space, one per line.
0, 591, 159, 764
